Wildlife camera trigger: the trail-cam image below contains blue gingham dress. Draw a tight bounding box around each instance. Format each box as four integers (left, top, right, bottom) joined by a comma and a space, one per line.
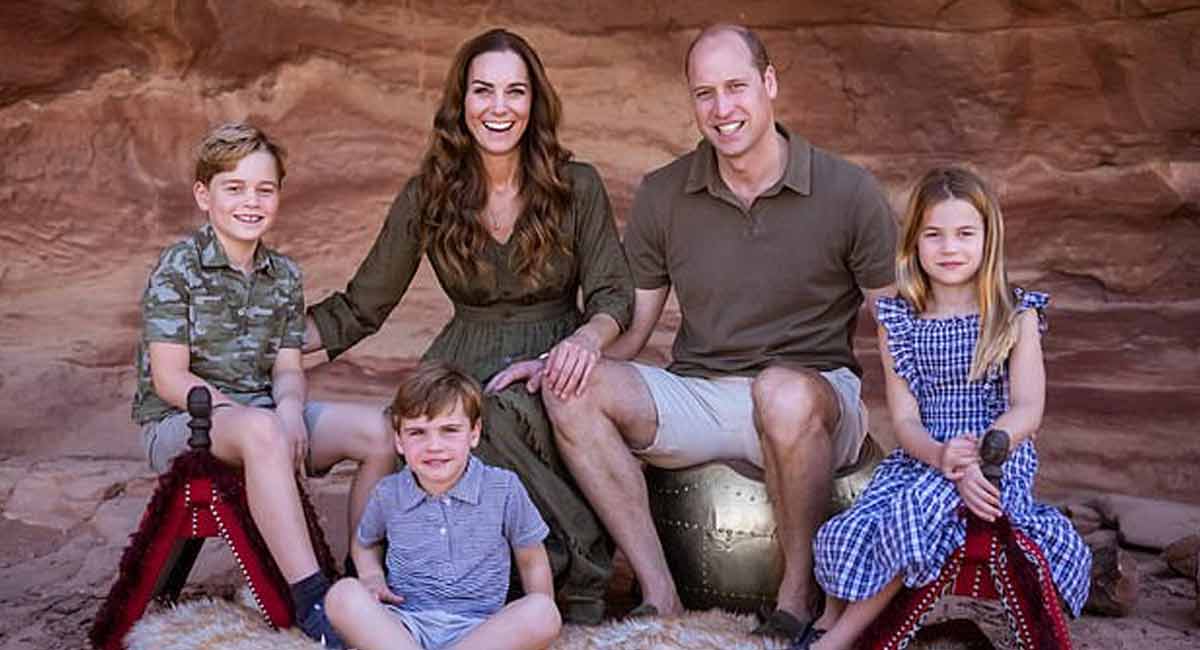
814, 289, 1091, 616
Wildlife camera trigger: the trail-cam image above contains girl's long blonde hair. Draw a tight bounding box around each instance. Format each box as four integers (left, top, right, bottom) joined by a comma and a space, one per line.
896, 166, 1017, 381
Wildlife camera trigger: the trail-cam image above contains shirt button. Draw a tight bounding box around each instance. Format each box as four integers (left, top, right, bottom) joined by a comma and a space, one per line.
439, 527, 447, 535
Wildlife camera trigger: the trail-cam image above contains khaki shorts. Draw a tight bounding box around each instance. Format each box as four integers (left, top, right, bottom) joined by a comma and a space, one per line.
630, 364, 867, 472
141, 399, 329, 475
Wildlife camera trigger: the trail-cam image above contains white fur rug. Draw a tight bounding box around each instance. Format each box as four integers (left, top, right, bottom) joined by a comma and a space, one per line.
127, 598, 790, 650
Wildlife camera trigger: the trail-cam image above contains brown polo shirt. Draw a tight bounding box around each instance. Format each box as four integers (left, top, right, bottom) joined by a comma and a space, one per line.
624, 125, 896, 378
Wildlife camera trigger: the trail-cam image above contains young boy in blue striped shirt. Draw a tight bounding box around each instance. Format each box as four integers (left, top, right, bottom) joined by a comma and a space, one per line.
324, 360, 562, 650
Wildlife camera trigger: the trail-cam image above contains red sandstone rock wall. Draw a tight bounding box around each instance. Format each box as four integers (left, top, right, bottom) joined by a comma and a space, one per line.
1, 1, 1197, 503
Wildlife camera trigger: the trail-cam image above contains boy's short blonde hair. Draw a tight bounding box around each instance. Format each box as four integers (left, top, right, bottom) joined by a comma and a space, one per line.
194, 122, 287, 186
389, 360, 483, 432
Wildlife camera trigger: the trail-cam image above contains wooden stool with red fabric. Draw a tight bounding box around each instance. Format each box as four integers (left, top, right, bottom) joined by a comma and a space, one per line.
89, 387, 337, 650
857, 431, 1073, 650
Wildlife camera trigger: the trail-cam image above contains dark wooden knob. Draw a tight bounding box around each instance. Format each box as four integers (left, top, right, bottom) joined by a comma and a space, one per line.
186, 386, 213, 449
980, 428, 1010, 488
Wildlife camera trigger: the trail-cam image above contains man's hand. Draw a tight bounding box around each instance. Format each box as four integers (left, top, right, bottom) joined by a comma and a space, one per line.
939, 434, 980, 480
360, 573, 405, 606
542, 330, 602, 399
956, 463, 1002, 522
485, 359, 546, 395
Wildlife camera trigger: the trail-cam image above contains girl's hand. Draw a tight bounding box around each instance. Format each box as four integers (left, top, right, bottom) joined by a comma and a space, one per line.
361, 573, 405, 606
939, 434, 980, 480
956, 463, 1002, 522
543, 331, 602, 399
485, 359, 546, 394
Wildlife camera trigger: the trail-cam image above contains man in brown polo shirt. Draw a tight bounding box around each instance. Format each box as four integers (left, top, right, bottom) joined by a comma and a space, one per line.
543, 24, 896, 640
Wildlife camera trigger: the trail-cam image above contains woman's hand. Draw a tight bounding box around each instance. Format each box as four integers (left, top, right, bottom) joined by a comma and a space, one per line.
955, 463, 1002, 522
939, 434, 980, 480
542, 330, 602, 399
360, 573, 405, 606
485, 359, 546, 394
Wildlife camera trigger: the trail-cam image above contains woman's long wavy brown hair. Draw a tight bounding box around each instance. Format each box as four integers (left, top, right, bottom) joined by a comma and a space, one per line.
896, 166, 1017, 381
414, 29, 574, 286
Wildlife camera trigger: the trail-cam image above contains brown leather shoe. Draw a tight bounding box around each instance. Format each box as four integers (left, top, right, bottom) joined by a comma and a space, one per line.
788, 625, 827, 650
624, 603, 660, 619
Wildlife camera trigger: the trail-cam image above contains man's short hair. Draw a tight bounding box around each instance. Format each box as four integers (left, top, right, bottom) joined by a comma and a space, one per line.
684, 24, 773, 79
194, 122, 287, 186
388, 360, 483, 431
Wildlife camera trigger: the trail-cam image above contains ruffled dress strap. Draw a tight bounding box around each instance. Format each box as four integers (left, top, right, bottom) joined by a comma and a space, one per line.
877, 295, 921, 394
1012, 287, 1050, 335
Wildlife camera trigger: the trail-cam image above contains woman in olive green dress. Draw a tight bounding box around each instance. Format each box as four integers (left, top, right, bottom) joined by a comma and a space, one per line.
304, 29, 633, 624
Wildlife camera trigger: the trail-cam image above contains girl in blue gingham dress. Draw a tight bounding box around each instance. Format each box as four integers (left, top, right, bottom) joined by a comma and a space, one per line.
799, 167, 1091, 650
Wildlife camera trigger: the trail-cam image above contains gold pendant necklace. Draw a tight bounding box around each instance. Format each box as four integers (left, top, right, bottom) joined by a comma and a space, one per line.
484, 209, 510, 232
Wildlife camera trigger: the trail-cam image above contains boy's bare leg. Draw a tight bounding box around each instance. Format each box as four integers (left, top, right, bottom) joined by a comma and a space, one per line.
812, 576, 903, 650
306, 401, 394, 542
324, 578, 420, 650
451, 593, 561, 650
752, 366, 840, 621
209, 406, 319, 582
543, 360, 684, 616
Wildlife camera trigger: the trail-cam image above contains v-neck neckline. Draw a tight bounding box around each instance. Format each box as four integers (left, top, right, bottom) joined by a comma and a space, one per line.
486, 230, 515, 248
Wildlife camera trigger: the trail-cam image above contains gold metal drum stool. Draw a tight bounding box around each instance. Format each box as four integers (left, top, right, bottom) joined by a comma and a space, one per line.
645, 435, 883, 613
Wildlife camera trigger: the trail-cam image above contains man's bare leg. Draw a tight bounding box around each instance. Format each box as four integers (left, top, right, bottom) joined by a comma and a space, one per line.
306, 401, 395, 546
209, 406, 319, 582
543, 360, 683, 616
751, 366, 841, 621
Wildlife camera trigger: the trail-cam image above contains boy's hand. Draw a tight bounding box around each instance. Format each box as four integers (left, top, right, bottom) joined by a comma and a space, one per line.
485, 359, 546, 395
276, 406, 309, 476
939, 434, 980, 480
360, 573, 405, 606
956, 463, 1002, 522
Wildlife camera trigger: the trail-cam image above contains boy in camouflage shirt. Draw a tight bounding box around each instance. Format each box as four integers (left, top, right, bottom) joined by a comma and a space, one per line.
132, 122, 395, 646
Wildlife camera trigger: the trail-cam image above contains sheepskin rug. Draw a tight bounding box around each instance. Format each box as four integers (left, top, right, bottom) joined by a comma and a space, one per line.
127, 598, 790, 650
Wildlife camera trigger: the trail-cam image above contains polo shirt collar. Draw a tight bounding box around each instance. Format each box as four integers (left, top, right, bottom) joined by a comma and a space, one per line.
684, 123, 812, 197
396, 455, 484, 511
446, 455, 484, 505
196, 223, 275, 277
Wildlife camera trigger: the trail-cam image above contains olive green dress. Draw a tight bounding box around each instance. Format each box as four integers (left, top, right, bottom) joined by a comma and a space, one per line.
310, 162, 633, 622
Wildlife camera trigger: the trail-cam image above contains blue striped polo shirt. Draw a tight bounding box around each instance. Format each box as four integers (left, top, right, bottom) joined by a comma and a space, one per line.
356, 455, 549, 618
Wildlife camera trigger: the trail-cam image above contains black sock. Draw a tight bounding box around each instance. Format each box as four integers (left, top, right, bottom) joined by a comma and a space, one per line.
290, 571, 331, 614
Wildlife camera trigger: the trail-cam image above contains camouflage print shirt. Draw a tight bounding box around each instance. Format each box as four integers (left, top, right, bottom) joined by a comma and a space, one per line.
132, 224, 305, 425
